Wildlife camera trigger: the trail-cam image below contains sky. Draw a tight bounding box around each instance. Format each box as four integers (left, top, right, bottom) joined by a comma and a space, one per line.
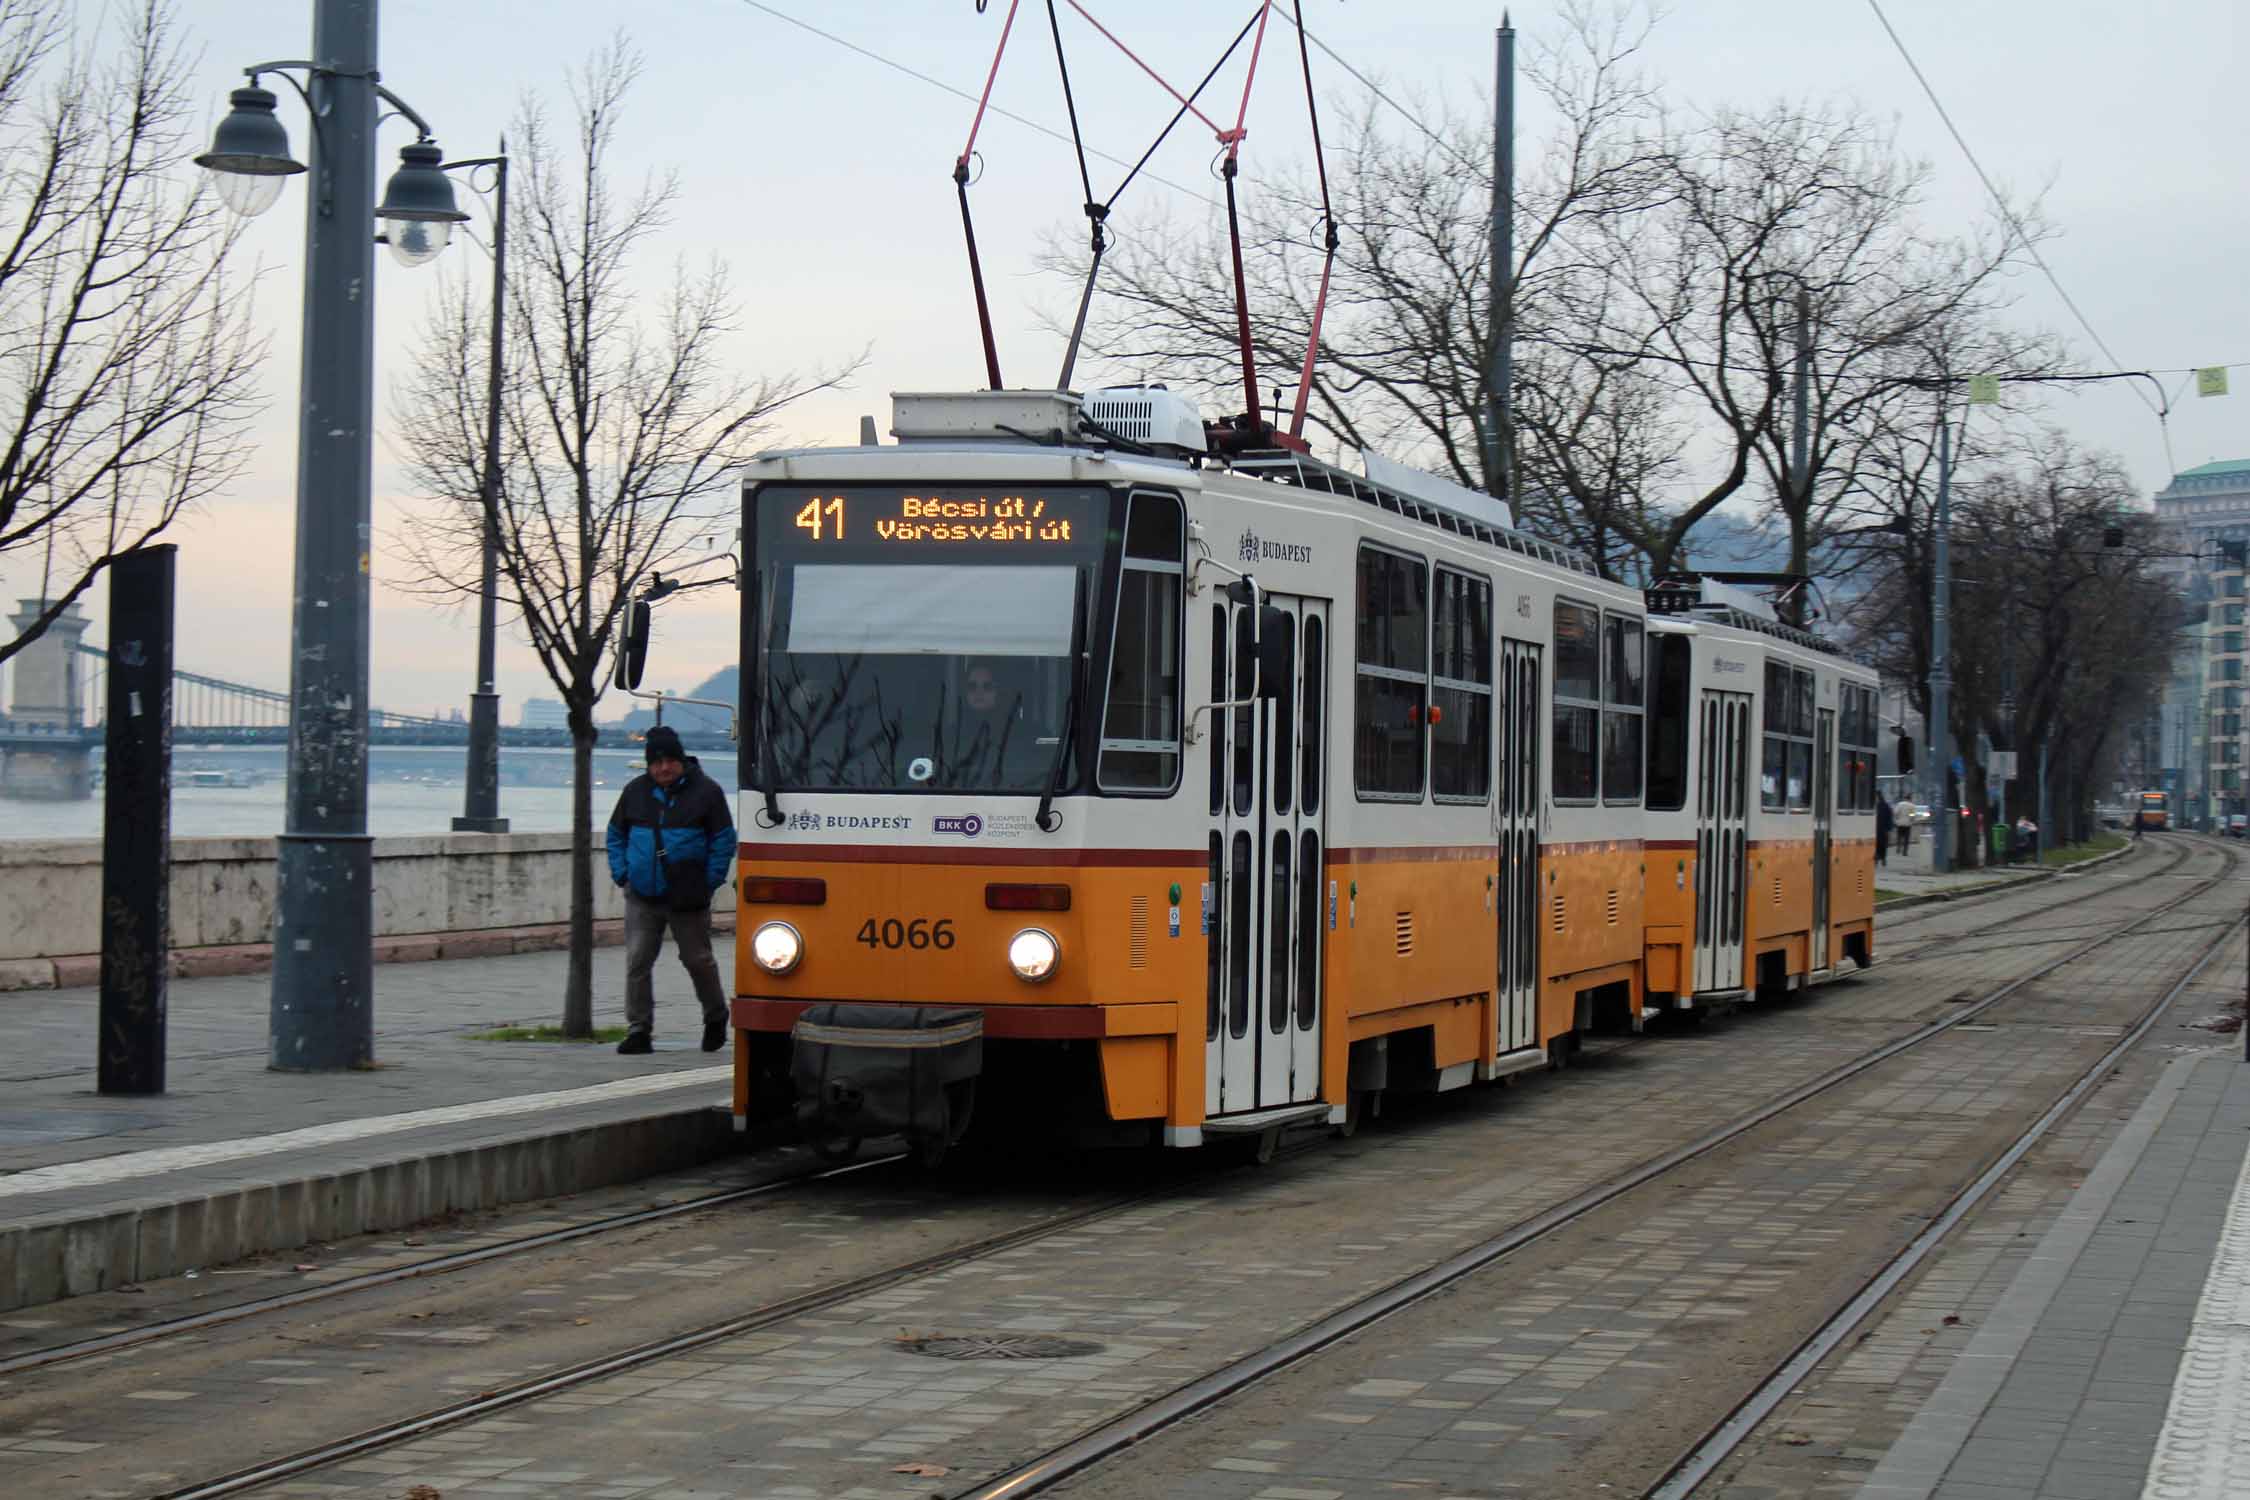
2, 0, 2243, 720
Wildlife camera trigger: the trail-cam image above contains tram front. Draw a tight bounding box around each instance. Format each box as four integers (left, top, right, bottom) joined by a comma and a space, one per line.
730, 432, 1202, 1158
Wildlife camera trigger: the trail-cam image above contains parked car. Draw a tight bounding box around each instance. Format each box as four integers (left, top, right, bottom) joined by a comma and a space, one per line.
2227, 813, 2246, 838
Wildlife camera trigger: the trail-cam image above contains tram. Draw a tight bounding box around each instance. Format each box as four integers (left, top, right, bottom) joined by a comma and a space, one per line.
2136, 790, 2170, 831
712, 387, 1878, 1157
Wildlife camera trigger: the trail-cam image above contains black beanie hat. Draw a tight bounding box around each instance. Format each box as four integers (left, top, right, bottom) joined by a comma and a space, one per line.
644, 725, 685, 763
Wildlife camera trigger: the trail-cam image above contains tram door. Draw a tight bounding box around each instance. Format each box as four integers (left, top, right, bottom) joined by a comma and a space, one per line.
1206, 594, 1328, 1117
1495, 641, 1542, 1055
1812, 709, 1835, 972
1693, 691, 1752, 993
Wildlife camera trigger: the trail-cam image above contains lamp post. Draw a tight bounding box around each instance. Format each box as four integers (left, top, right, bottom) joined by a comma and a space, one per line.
197, 1, 467, 1071
425, 148, 512, 836
1928, 410, 1955, 874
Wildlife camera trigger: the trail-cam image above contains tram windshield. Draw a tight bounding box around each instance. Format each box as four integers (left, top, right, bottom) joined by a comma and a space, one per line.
754, 484, 1107, 794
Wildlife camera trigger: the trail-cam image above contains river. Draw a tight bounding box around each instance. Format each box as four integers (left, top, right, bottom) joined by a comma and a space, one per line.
0, 745, 742, 841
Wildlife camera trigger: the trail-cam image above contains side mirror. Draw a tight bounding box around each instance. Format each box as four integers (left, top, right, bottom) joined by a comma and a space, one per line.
1255, 605, 1290, 700
1895, 732, 1916, 775
616, 599, 651, 691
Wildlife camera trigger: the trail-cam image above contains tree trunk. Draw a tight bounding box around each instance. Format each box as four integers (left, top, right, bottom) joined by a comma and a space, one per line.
563, 704, 598, 1037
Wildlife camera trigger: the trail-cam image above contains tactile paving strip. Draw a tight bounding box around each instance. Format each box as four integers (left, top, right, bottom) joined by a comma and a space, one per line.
2143, 1128, 2250, 1499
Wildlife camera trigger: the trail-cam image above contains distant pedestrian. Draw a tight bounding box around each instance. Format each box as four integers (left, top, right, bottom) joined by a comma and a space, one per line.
1875, 795, 1893, 866
1893, 797, 1917, 855
606, 725, 736, 1056
2132, 807, 2147, 842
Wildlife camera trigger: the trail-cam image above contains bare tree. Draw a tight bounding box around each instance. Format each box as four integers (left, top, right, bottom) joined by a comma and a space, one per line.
0, 0, 263, 662
392, 40, 860, 1037
1841, 430, 2177, 858
1043, 2, 1669, 553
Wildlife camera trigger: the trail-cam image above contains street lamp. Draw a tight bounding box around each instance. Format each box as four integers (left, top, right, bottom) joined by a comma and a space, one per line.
196, 4, 466, 1072
413, 148, 514, 836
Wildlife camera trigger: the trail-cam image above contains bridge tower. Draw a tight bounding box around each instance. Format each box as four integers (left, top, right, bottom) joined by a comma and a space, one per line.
2, 599, 94, 800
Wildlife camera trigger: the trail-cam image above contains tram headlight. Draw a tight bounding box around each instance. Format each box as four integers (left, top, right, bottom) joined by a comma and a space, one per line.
750, 920, 803, 976
1007, 927, 1060, 983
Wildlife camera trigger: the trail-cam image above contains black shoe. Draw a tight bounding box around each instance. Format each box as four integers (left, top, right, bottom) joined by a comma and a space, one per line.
616, 1030, 653, 1055
701, 1017, 728, 1053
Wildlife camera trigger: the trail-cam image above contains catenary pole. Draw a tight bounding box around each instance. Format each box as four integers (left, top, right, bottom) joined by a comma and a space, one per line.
1929, 409, 1954, 875
1486, 13, 1516, 520
270, 0, 378, 1070
454, 146, 510, 835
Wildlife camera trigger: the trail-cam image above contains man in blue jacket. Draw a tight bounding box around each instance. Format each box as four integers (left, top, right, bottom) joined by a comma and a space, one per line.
605, 725, 737, 1055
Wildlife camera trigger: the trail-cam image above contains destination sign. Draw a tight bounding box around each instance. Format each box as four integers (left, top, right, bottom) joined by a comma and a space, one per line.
785, 489, 1091, 547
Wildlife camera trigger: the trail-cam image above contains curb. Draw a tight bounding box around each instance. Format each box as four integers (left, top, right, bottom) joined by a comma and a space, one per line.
1, 909, 737, 993
1875, 840, 2135, 915
0, 1105, 741, 1314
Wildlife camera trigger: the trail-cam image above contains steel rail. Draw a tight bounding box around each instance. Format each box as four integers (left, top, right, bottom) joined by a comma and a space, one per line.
1644, 861, 2248, 1497
2, 1151, 902, 1379
948, 836, 2241, 1499
142, 1135, 1325, 1500
130, 837, 2227, 1500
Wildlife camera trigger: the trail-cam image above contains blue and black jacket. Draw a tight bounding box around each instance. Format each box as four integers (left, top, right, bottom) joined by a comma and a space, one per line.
605, 757, 737, 904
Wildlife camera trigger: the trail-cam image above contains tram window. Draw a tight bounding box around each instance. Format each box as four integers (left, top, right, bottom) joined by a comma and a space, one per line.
1786, 669, 1815, 810
1552, 599, 1601, 802
1206, 833, 1223, 1042
1209, 605, 1228, 816
1302, 617, 1325, 814
1355, 545, 1429, 800
1233, 610, 1256, 815
1098, 495, 1184, 794
1840, 683, 1879, 812
1646, 634, 1691, 812
1297, 830, 1321, 1030
1602, 613, 1644, 804
1269, 833, 1292, 1034
1433, 568, 1493, 802
1271, 621, 1297, 814
1228, 831, 1253, 1039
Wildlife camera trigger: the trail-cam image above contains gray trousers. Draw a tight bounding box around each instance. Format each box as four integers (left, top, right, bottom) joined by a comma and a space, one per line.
623, 891, 728, 1034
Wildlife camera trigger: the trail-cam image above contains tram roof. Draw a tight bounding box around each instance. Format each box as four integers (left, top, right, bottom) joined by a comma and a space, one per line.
1645, 597, 1866, 665
744, 437, 1601, 579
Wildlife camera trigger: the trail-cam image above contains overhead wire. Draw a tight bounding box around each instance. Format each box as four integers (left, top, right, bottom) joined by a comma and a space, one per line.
729, 0, 1224, 211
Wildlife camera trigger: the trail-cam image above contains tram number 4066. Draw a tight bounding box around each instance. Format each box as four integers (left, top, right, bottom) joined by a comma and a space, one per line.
855, 917, 957, 951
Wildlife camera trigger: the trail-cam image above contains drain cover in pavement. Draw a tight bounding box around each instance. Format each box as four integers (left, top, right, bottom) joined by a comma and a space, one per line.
899, 1334, 1104, 1361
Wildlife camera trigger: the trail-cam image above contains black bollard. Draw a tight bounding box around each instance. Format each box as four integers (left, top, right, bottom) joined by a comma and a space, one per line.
98, 545, 175, 1095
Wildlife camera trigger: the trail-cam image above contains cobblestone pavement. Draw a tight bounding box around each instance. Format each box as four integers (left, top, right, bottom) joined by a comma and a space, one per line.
0, 838, 2221, 1500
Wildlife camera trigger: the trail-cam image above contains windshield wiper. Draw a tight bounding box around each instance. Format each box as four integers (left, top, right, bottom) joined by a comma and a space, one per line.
755, 568, 782, 825
1034, 569, 1090, 832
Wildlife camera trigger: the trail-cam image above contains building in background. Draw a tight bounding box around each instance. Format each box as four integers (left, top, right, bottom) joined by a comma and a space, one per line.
2151, 461, 2250, 828
518, 697, 569, 731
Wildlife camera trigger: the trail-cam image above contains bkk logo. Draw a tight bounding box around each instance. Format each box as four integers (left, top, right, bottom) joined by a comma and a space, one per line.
932, 814, 985, 838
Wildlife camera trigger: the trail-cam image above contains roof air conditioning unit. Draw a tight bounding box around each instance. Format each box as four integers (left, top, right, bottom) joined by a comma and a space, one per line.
1083, 385, 1206, 457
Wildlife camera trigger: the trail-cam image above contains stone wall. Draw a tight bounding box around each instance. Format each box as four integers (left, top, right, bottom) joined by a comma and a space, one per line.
0, 834, 733, 990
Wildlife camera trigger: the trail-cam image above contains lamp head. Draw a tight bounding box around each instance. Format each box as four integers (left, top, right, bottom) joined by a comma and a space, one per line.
195, 84, 304, 217
376, 140, 469, 266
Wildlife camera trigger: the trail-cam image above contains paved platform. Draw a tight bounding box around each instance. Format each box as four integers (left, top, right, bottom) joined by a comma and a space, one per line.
1852, 1045, 2250, 1500
0, 939, 743, 1310
1874, 836, 2127, 904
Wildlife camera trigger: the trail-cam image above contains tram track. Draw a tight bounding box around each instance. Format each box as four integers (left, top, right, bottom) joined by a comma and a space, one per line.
0, 1149, 905, 1379
12, 838, 2215, 1500
950, 835, 2244, 1499
0, 843, 2162, 1384
1641, 839, 2249, 1499
1869, 833, 2182, 968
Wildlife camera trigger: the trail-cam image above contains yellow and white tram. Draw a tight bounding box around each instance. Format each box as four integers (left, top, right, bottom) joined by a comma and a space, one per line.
721, 388, 1878, 1156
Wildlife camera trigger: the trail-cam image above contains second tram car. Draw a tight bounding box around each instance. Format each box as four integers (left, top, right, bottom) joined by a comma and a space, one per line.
720, 388, 1877, 1157
2137, 790, 2170, 831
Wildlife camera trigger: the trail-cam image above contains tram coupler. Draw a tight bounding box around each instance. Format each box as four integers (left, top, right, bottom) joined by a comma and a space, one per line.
789, 1003, 983, 1160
